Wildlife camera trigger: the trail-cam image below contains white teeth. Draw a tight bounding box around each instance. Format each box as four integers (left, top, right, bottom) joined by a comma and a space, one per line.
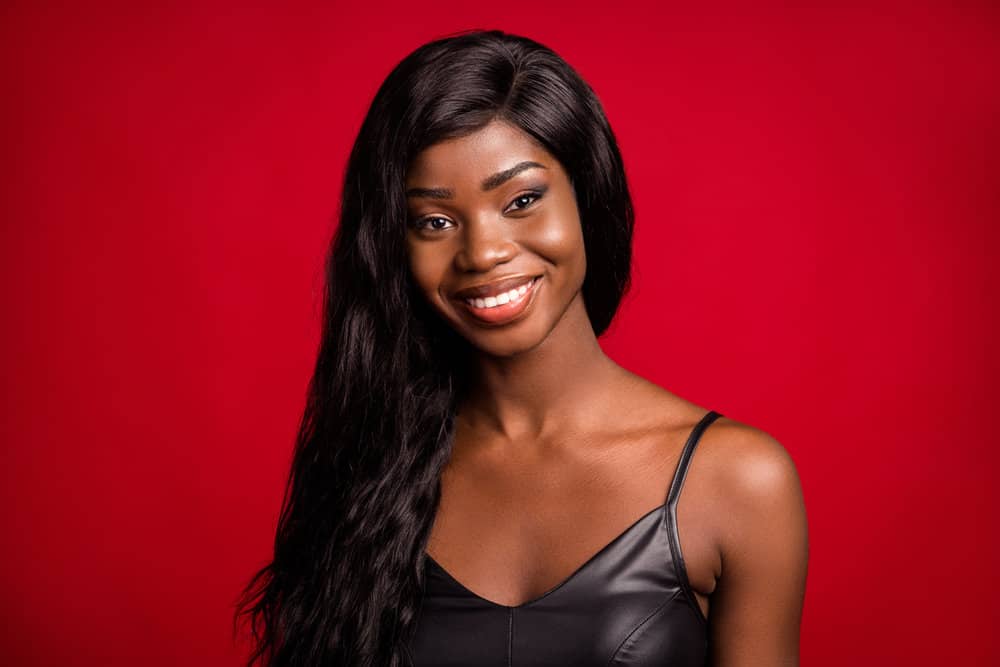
464, 278, 536, 309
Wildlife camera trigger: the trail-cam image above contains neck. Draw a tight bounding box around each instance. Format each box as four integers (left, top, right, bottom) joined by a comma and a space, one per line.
458, 294, 623, 443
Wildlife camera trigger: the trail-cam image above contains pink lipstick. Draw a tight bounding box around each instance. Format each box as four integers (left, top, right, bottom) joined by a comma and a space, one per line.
456, 276, 541, 326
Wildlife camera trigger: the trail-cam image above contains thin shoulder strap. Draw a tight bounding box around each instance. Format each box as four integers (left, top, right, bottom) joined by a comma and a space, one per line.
665, 410, 723, 507
664, 409, 722, 626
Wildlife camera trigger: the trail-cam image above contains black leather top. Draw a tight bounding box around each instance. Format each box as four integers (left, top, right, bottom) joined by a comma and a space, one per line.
407, 410, 723, 666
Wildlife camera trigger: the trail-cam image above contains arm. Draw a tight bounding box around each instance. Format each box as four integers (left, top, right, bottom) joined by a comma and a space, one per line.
707, 425, 810, 666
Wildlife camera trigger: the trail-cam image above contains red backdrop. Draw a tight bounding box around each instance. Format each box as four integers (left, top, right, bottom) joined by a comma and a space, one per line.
2, 2, 996, 665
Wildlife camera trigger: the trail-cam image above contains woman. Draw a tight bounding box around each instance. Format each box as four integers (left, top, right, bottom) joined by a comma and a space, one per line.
236, 29, 809, 666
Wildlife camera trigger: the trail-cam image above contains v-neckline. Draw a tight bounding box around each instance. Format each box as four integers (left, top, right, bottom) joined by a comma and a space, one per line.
423, 501, 668, 609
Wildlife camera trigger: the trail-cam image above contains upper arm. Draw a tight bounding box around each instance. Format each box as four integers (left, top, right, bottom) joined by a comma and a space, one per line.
707, 424, 810, 666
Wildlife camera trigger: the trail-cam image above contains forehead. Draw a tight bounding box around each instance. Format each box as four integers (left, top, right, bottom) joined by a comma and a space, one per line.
405, 120, 554, 186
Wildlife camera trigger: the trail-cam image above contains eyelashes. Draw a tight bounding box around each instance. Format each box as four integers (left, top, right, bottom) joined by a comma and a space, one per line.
414, 217, 454, 232
507, 190, 544, 212
410, 187, 548, 232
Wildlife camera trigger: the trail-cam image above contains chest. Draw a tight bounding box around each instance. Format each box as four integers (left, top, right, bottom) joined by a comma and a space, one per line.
410, 502, 709, 666
409, 416, 722, 665
421, 431, 719, 612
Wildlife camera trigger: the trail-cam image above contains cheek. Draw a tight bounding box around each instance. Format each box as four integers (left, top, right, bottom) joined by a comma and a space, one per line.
527, 207, 587, 268
406, 243, 448, 298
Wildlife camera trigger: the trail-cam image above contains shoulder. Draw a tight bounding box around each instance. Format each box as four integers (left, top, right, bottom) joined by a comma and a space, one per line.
688, 415, 810, 659
619, 376, 806, 529
699, 416, 804, 508
695, 413, 809, 572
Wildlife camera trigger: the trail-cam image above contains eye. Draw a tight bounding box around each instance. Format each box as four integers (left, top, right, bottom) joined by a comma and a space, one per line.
505, 190, 545, 213
412, 216, 455, 232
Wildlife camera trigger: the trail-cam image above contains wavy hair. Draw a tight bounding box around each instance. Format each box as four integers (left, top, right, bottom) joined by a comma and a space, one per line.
234, 28, 635, 666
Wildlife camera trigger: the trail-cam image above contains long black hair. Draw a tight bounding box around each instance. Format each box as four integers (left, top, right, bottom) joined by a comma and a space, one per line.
234, 28, 635, 666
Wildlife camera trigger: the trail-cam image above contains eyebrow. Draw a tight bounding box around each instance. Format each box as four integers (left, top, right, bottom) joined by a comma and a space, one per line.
405, 161, 547, 199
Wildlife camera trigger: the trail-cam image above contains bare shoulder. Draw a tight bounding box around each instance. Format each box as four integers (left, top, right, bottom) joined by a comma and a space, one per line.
616, 374, 810, 650
694, 415, 808, 550
695, 414, 810, 664
698, 416, 805, 510
614, 370, 807, 535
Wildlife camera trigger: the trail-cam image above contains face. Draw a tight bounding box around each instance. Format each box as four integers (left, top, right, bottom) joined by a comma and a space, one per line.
404, 120, 587, 358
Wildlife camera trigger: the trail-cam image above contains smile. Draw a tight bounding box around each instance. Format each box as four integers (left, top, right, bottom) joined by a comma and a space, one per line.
457, 276, 541, 325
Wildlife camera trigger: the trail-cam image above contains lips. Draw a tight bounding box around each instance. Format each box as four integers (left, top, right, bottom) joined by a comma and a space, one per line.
455, 276, 541, 326
453, 274, 540, 300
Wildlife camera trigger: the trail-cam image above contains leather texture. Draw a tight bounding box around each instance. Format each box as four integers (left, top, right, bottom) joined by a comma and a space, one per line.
407, 410, 723, 666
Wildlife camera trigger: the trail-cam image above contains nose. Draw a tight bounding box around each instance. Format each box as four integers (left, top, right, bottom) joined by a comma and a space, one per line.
453, 214, 517, 273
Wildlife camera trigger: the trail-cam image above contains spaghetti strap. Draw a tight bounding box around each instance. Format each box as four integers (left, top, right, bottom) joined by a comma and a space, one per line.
666, 410, 722, 507
663, 409, 722, 625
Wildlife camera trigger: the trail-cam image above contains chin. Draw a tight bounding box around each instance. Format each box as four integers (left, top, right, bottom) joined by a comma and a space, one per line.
447, 314, 552, 359
474, 336, 544, 359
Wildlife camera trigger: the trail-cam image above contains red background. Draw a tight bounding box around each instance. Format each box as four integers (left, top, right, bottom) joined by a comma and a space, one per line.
2, 2, 996, 665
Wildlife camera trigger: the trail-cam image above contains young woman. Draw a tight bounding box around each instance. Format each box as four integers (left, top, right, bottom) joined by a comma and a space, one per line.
236, 29, 809, 667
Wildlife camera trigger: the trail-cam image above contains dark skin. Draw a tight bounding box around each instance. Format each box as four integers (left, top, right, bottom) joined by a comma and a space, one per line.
404, 120, 809, 665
